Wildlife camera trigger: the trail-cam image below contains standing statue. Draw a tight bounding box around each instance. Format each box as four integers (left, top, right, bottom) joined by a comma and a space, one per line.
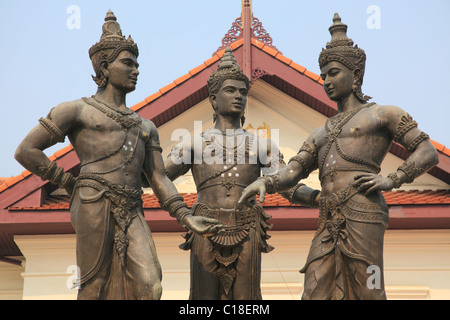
14, 11, 220, 300
164, 48, 315, 300
238, 13, 439, 300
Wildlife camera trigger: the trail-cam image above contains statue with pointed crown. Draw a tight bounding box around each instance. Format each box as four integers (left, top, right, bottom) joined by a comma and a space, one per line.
164, 47, 315, 300
239, 13, 439, 300
15, 10, 221, 300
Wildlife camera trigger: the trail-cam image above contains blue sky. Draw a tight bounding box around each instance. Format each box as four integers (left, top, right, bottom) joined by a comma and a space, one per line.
1, 0, 449, 178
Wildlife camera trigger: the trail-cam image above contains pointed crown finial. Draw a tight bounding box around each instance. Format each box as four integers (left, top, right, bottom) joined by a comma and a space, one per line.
207, 47, 249, 95
89, 10, 138, 59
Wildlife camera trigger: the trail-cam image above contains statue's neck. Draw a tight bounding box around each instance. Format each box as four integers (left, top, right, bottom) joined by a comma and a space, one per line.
337, 93, 364, 113
95, 86, 127, 111
214, 115, 242, 132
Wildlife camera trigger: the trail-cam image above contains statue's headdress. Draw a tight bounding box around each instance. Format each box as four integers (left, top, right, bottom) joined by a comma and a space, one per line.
89, 10, 139, 87
207, 47, 249, 95
207, 47, 250, 125
319, 13, 371, 101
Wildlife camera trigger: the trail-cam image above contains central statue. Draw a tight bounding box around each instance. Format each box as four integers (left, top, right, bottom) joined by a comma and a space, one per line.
164, 48, 290, 299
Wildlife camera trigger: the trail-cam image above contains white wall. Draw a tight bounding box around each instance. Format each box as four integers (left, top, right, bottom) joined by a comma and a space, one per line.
4, 229, 449, 300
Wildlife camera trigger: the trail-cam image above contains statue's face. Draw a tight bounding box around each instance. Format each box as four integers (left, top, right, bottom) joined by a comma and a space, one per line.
106, 50, 139, 93
320, 61, 354, 102
211, 79, 248, 118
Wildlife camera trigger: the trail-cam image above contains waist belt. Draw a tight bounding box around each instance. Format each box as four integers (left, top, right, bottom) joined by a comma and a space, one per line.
75, 173, 143, 266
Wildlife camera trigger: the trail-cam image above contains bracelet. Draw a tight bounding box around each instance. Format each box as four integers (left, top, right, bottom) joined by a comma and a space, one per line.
286, 183, 305, 203
159, 194, 184, 211
387, 172, 402, 189
309, 190, 321, 208
37, 161, 75, 189
169, 201, 188, 219
175, 207, 191, 224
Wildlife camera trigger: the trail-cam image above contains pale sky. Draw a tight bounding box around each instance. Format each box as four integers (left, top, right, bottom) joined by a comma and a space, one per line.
1, 0, 449, 177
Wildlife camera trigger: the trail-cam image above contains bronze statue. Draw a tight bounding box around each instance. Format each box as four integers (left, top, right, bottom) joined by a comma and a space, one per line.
164, 48, 299, 299
14, 11, 220, 300
238, 13, 439, 300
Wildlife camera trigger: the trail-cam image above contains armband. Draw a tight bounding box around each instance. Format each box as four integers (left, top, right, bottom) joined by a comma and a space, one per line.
406, 132, 429, 153
393, 114, 417, 143
298, 141, 318, 163
39, 118, 65, 143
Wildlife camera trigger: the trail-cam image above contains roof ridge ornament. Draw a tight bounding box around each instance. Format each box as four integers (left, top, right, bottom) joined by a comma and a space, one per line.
213, 15, 279, 55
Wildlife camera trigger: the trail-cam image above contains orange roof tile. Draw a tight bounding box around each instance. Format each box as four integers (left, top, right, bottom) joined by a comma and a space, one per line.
159, 82, 177, 95
275, 53, 292, 66
173, 72, 192, 85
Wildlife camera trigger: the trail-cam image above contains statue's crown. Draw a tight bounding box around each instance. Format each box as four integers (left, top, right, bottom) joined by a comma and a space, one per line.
89, 10, 138, 60
319, 13, 371, 102
207, 47, 249, 94
318, 13, 365, 71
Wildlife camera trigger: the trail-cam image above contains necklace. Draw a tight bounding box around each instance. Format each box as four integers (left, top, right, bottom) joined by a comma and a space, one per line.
83, 97, 141, 129
319, 103, 375, 176
92, 95, 134, 115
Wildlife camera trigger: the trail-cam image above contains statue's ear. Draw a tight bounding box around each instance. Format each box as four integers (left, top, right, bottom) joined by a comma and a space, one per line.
209, 94, 217, 110
100, 61, 109, 79
353, 68, 362, 85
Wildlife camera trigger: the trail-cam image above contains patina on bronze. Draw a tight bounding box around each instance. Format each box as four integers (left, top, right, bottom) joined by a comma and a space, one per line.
14, 10, 221, 300
238, 13, 439, 300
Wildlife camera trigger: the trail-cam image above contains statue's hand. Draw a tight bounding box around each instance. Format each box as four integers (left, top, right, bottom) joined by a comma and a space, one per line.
354, 173, 394, 195
182, 215, 223, 237
238, 179, 267, 205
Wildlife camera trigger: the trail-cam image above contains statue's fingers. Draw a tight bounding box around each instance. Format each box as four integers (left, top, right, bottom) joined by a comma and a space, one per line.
203, 217, 220, 225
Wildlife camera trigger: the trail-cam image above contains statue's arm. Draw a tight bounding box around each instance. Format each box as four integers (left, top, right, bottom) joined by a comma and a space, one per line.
355, 106, 439, 194
383, 106, 439, 188
14, 101, 80, 193
142, 121, 220, 235
163, 139, 192, 182
239, 130, 321, 205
